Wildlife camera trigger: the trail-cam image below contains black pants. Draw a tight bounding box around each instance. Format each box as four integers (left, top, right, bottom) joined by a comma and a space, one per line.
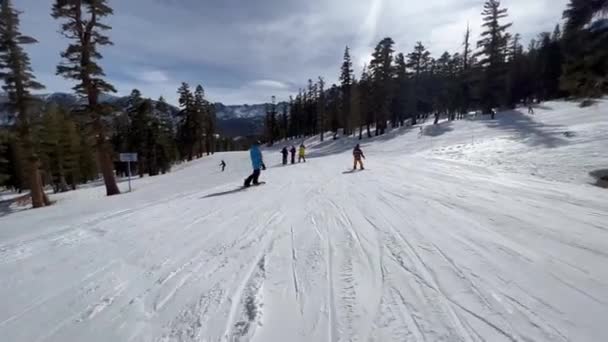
282, 155, 288, 165
244, 169, 261, 187
221, 165, 225, 172
290, 154, 295, 164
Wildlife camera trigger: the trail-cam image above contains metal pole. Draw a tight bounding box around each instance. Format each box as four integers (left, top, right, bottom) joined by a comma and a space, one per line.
127, 161, 132, 192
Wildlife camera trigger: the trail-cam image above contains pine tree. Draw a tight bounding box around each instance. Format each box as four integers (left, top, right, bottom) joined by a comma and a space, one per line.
38, 104, 72, 192
52, 0, 120, 196
6, 135, 26, 191
407, 42, 432, 121
327, 84, 341, 139
461, 24, 474, 118
281, 103, 288, 141
317, 77, 326, 141
0, 130, 9, 185
129, 98, 153, 177
288, 96, 296, 138
476, 0, 512, 117
339, 46, 353, 135
0, 0, 50, 207
369, 37, 395, 135
561, 0, 608, 97
177, 82, 196, 160
156, 96, 169, 113
193, 85, 207, 157
62, 117, 82, 189
393, 52, 409, 126
349, 79, 363, 139
264, 96, 278, 145
78, 132, 97, 183
306, 79, 317, 136
359, 65, 373, 138
505, 33, 528, 107
203, 91, 216, 156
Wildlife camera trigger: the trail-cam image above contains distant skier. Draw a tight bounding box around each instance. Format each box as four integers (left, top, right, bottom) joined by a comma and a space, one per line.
528, 105, 534, 115
298, 144, 306, 163
244, 141, 265, 187
281, 147, 289, 165
290, 146, 296, 164
353, 144, 365, 170
220, 160, 226, 172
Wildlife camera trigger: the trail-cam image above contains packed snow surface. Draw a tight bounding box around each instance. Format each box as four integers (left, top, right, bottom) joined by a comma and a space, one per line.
1, 101, 607, 341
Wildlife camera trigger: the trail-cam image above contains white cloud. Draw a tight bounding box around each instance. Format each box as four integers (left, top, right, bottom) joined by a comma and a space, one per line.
137, 70, 170, 83
250, 80, 289, 89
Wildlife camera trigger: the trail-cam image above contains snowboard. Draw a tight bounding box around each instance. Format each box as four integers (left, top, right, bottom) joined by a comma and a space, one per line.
242, 181, 266, 189
343, 169, 367, 174
202, 182, 267, 199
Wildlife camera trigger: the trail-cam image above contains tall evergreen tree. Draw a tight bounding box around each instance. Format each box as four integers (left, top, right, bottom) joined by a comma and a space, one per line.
264, 96, 278, 145
369, 37, 395, 135
561, 0, 608, 97
461, 24, 474, 118
349, 79, 363, 139
129, 98, 153, 176
505, 33, 529, 107
306, 79, 318, 136
176, 82, 196, 160
339, 46, 353, 135
359, 65, 374, 138
407, 42, 432, 120
0, 0, 50, 207
0, 130, 9, 185
52, 0, 120, 196
193, 85, 207, 157
393, 52, 409, 126
317, 77, 326, 141
327, 84, 341, 139
280, 103, 289, 141
38, 104, 81, 192
476, 0, 512, 117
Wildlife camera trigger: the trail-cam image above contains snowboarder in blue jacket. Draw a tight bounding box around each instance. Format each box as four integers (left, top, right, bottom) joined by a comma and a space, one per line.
244, 141, 265, 187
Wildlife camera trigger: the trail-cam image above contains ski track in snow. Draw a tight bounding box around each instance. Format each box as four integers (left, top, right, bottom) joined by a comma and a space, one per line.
1, 100, 608, 341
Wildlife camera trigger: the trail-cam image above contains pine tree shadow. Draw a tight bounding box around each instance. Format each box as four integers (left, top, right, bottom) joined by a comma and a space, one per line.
422, 121, 454, 137
306, 125, 416, 159
590, 169, 608, 189
0, 195, 28, 217
483, 110, 568, 148
0, 199, 12, 217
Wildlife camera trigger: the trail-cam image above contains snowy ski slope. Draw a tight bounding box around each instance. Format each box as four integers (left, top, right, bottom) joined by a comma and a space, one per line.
0, 101, 607, 341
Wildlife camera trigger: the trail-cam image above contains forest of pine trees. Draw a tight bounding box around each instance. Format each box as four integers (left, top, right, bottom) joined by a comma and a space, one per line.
264, 0, 608, 144
0, 0, 226, 207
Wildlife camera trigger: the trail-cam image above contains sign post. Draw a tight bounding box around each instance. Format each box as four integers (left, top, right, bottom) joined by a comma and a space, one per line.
119, 153, 138, 192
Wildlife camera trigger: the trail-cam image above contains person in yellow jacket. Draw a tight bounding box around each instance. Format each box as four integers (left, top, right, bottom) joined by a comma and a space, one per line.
298, 144, 306, 163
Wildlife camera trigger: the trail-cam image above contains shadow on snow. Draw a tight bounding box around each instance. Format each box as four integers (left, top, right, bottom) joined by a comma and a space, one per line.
483, 110, 568, 148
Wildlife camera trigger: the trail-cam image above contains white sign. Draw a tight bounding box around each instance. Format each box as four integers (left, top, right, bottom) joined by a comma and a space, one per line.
120, 153, 138, 162
120, 153, 138, 192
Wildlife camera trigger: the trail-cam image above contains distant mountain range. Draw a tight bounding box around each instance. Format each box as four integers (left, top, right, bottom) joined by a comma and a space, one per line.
0, 92, 270, 137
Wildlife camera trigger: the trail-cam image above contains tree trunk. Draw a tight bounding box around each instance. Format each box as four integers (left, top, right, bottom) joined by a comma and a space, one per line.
97, 144, 120, 196
27, 159, 46, 208
58, 172, 69, 193
19, 125, 48, 208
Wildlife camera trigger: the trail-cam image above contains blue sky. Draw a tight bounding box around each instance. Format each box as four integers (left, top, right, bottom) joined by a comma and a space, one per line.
18, 0, 568, 105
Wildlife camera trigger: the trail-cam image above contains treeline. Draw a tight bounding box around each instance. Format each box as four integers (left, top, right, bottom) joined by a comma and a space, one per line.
265, 0, 608, 143
0, 0, 227, 208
